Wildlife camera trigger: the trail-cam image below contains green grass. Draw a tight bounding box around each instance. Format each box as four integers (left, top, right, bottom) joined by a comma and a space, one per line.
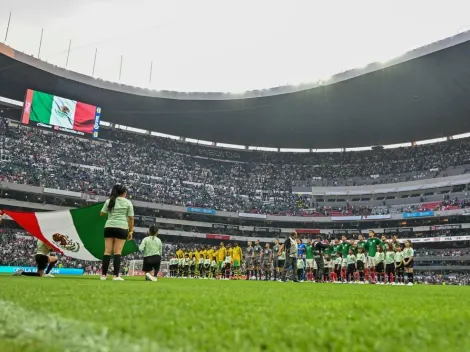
0, 276, 469, 352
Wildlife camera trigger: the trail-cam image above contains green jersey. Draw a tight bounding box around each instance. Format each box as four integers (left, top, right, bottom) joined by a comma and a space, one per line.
381, 242, 389, 252
139, 236, 162, 257
346, 254, 356, 265
306, 245, 314, 259
356, 253, 366, 263
278, 251, 286, 260
324, 246, 332, 257
366, 237, 382, 257
341, 242, 351, 257
297, 259, 305, 269
395, 251, 404, 263
37, 240, 50, 256
384, 251, 395, 264
356, 240, 367, 253
331, 244, 341, 256
375, 252, 385, 264
403, 247, 414, 259
101, 197, 134, 230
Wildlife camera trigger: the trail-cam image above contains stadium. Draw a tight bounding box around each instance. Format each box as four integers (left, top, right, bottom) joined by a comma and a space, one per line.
2, 3, 470, 352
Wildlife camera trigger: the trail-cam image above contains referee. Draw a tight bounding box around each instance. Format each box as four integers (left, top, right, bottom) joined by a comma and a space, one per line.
139, 225, 163, 282
279, 232, 299, 282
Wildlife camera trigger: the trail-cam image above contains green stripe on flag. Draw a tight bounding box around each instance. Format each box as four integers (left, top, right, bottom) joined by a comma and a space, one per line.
70, 203, 138, 260
30, 91, 54, 124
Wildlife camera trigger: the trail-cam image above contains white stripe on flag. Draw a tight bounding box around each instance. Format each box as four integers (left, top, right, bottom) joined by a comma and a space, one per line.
35, 210, 99, 261
49, 96, 76, 129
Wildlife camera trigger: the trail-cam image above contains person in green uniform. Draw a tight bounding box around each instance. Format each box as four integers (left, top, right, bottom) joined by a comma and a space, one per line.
272, 239, 280, 281
356, 234, 367, 254
381, 235, 389, 252
305, 239, 315, 282
384, 243, 395, 285
139, 225, 162, 282
366, 230, 382, 283
340, 235, 351, 281
100, 184, 134, 281
403, 240, 414, 286
330, 239, 341, 258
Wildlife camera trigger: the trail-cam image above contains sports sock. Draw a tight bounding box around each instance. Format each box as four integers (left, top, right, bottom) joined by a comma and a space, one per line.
113, 255, 121, 277
102, 255, 111, 276
45, 261, 56, 274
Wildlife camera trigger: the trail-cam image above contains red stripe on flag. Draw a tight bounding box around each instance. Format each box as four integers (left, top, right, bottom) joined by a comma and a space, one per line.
3, 210, 62, 253
73, 102, 96, 133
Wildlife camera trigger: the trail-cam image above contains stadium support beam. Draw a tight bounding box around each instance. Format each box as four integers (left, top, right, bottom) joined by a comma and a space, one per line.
37, 29, 43, 59
66, 40, 71, 67
92, 49, 98, 77
4, 12, 11, 43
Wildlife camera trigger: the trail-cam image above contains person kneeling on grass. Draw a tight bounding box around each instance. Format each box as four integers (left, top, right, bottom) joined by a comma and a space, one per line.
14, 239, 58, 278
138, 225, 163, 282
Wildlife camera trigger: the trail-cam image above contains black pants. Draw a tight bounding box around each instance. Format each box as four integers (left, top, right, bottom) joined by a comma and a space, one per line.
143, 255, 162, 276
315, 255, 324, 279
347, 263, 356, 281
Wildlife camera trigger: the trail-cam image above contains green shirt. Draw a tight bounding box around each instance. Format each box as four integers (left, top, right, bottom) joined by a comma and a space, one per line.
297, 259, 305, 269
331, 244, 341, 256
139, 236, 162, 257
356, 253, 366, 263
341, 242, 351, 257
395, 252, 404, 263
403, 247, 414, 259
385, 251, 395, 264
306, 245, 314, 259
375, 252, 385, 264
101, 197, 134, 229
356, 240, 367, 253
278, 251, 286, 260
37, 240, 50, 256
346, 254, 356, 265
366, 238, 382, 257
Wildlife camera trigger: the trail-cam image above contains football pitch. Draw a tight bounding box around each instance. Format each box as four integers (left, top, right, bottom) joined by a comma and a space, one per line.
1, 276, 469, 352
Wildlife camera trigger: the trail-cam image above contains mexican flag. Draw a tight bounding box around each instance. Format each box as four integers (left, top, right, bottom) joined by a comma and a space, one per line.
3, 204, 138, 261
27, 90, 96, 133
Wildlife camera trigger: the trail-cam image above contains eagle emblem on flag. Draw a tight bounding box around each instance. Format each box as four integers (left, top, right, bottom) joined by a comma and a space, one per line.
52, 233, 81, 253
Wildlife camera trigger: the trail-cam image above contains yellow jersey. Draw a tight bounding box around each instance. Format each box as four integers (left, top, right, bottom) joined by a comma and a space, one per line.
176, 249, 183, 258
232, 246, 242, 260
194, 251, 200, 261
201, 250, 207, 259
218, 247, 226, 261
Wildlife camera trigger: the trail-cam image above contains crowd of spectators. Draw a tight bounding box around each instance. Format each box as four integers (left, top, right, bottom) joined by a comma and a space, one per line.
2, 118, 470, 215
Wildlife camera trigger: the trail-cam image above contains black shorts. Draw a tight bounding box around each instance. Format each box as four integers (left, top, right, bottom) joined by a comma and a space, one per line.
357, 261, 364, 271
375, 262, 384, 273
142, 255, 161, 272
347, 263, 356, 273
35, 254, 49, 271
277, 260, 285, 268
385, 263, 395, 274
104, 227, 128, 240
395, 263, 404, 272
404, 258, 414, 268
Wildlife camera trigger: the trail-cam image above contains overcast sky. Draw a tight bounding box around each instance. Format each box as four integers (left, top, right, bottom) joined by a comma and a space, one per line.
0, 0, 469, 92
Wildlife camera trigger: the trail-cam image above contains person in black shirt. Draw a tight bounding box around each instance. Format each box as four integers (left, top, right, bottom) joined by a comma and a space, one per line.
279, 232, 299, 282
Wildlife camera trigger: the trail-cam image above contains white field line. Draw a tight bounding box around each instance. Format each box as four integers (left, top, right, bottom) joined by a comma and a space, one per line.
0, 299, 166, 352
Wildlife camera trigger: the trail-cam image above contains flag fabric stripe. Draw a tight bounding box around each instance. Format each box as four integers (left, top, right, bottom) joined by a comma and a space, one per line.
3, 203, 138, 262
73, 102, 96, 133
4, 211, 61, 253
29, 91, 54, 124
49, 96, 76, 129
35, 210, 98, 261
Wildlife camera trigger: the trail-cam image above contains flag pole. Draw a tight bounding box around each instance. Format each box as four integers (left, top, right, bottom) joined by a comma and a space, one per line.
92, 48, 98, 77
66, 39, 71, 67
149, 60, 153, 84
4, 12, 11, 43
119, 54, 123, 80
37, 28, 44, 58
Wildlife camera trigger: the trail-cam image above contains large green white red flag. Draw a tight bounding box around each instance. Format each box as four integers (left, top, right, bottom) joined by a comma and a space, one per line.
3, 203, 138, 261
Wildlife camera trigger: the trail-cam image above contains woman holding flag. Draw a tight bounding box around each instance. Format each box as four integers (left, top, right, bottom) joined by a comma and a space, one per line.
100, 184, 134, 281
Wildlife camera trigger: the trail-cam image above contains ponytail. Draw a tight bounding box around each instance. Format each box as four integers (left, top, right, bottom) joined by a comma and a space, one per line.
148, 225, 158, 237
107, 184, 127, 211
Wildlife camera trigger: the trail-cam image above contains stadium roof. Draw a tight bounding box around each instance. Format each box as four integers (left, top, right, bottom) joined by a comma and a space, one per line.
1, 31, 470, 149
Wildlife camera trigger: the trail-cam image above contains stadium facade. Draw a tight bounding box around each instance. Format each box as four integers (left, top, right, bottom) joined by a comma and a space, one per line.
2, 31, 470, 149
